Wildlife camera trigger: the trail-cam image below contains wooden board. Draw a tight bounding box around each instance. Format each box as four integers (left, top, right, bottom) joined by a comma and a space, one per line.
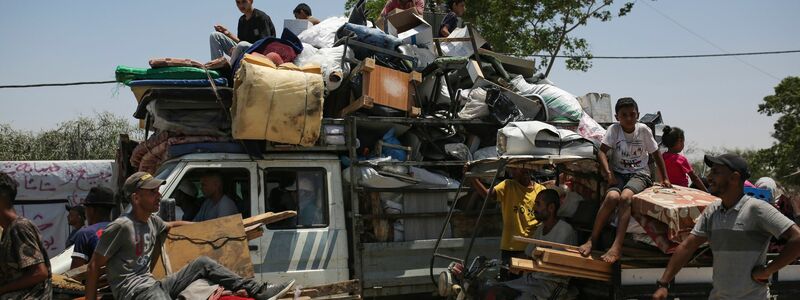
511, 257, 609, 281
152, 214, 253, 279
539, 247, 612, 274
243, 211, 297, 227
342, 58, 420, 117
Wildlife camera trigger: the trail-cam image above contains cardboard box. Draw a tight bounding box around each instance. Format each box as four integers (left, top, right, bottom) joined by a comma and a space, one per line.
284, 19, 313, 36
386, 9, 433, 46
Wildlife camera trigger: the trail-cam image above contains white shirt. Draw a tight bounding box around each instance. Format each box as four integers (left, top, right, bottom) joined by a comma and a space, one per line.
193, 195, 239, 222
602, 123, 659, 175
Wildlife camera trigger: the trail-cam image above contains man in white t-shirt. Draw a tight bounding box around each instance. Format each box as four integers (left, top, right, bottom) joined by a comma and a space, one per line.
503, 189, 579, 300
578, 97, 671, 263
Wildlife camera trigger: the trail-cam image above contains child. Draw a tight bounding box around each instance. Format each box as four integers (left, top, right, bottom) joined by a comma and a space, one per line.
662, 126, 708, 191
440, 0, 466, 37
578, 97, 671, 263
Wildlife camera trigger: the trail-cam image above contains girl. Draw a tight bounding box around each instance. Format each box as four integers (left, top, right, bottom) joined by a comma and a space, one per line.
662, 126, 707, 191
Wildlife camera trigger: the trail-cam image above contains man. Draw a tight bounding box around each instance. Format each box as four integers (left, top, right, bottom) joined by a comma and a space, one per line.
381, 0, 425, 16
70, 186, 116, 269
65, 204, 86, 247
210, 0, 276, 61
293, 3, 320, 25
439, 0, 465, 37
193, 172, 239, 222
471, 167, 546, 281
652, 154, 800, 300
0, 172, 52, 299
85, 172, 294, 300
504, 189, 579, 300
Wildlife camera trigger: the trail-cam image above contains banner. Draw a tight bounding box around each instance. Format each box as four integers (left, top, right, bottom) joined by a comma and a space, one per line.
0, 160, 115, 207
14, 203, 69, 258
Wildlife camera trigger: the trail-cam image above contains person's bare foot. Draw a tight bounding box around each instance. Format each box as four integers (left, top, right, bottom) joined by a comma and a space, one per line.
578, 240, 593, 257
601, 246, 621, 263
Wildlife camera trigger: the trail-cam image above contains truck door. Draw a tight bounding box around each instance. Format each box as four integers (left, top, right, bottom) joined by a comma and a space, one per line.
255, 161, 348, 286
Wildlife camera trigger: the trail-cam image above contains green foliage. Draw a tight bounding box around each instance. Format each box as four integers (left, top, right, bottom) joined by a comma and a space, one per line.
344, 0, 388, 21
753, 76, 800, 187
0, 112, 141, 161
464, 0, 635, 76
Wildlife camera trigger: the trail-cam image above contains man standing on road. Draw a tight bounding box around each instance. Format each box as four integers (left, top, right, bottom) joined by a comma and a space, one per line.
69, 186, 115, 269
652, 154, 800, 299
209, 0, 275, 61
85, 172, 294, 300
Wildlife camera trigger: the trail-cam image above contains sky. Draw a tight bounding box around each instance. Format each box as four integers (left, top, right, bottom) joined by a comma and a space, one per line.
1, 0, 798, 159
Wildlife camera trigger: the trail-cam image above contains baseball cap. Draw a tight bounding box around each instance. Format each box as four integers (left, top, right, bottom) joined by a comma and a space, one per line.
704, 153, 750, 180
123, 172, 165, 197
84, 186, 116, 207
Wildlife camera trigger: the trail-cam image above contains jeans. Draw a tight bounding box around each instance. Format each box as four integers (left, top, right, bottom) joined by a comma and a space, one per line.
209, 32, 252, 61
134, 256, 261, 299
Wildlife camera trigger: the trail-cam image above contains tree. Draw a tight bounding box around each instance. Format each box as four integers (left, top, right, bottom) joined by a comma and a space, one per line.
753, 76, 800, 188
0, 112, 141, 161
345, 0, 636, 76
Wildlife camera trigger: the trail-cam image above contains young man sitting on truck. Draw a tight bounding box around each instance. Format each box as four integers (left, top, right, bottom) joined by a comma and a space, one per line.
70, 186, 115, 269
652, 154, 800, 300
578, 97, 671, 263
503, 189, 579, 299
85, 172, 294, 300
471, 167, 546, 281
0, 172, 52, 299
210, 0, 276, 61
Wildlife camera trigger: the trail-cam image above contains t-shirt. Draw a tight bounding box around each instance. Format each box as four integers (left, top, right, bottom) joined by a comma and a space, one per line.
70, 221, 110, 263
193, 195, 239, 222
493, 179, 546, 251
663, 152, 693, 187
602, 123, 659, 175
381, 0, 425, 16
95, 214, 167, 300
237, 8, 275, 44
691, 195, 795, 299
440, 12, 458, 35
525, 220, 578, 284
0, 217, 52, 300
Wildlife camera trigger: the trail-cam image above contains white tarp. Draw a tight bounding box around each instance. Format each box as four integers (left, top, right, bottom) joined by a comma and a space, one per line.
1, 160, 116, 257
0, 160, 115, 206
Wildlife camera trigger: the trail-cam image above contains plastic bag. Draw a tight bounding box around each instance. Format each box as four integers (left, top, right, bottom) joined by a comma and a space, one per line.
456, 87, 489, 120
511, 76, 583, 121
298, 16, 348, 49
577, 112, 606, 145
381, 128, 407, 161
398, 44, 437, 71
485, 87, 523, 125
294, 44, 350, 92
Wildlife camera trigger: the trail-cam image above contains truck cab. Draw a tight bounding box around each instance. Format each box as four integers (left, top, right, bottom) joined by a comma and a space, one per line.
154, 152, 349, 287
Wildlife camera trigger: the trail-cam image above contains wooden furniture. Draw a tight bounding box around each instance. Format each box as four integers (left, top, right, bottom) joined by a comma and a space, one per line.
340, 58, 422, 117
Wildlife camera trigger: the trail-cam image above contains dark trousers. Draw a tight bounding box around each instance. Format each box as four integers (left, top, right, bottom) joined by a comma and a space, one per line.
135, 256, 261, 299
500, 250, 525, 281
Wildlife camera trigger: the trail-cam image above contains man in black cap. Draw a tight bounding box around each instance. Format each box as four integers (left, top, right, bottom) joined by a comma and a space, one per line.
69, 186, 116, 269
85, 172, 294, 300
652, 153, 800, 300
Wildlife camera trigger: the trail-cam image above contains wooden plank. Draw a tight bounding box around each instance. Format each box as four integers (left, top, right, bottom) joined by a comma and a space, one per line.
243, 211, 297, 227
510, 258, 609, 281
245, 224, 264, 241
540, 248, 612, 274
513, 236, 581, 252
286, 280, 361, 298
339, 96, 374, 117
535, 259, 610, 281
152, 214, 253, 280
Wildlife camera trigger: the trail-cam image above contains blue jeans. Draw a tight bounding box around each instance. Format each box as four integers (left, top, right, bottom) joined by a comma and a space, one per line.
133, 256, 261, 299
209, 32, 252, 61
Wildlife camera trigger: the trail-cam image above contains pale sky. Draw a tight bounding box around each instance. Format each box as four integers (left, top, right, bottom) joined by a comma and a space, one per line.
1, 0, 798, 157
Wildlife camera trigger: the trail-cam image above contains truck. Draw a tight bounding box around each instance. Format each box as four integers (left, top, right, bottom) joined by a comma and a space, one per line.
132, 116, 502, 298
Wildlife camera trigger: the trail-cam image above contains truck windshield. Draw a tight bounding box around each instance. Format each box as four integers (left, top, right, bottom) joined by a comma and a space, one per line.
155, 162, 177, 180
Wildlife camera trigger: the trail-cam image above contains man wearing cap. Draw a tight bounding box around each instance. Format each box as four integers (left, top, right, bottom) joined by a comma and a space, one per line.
652, 153, 800, 300
69, 186, 116, 269
85, 172, 294, 300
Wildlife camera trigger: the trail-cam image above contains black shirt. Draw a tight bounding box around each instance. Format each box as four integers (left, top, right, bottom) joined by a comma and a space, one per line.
440, 12, 459, 36
238, 8, 276, 43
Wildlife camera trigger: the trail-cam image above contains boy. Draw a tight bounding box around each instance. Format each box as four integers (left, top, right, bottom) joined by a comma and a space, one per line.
293, 3, 320, 25
578, 97, 671, 263
439, 0, 466, 37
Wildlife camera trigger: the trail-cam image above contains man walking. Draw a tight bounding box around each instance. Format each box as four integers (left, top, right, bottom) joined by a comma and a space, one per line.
652, 154, 800, 299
